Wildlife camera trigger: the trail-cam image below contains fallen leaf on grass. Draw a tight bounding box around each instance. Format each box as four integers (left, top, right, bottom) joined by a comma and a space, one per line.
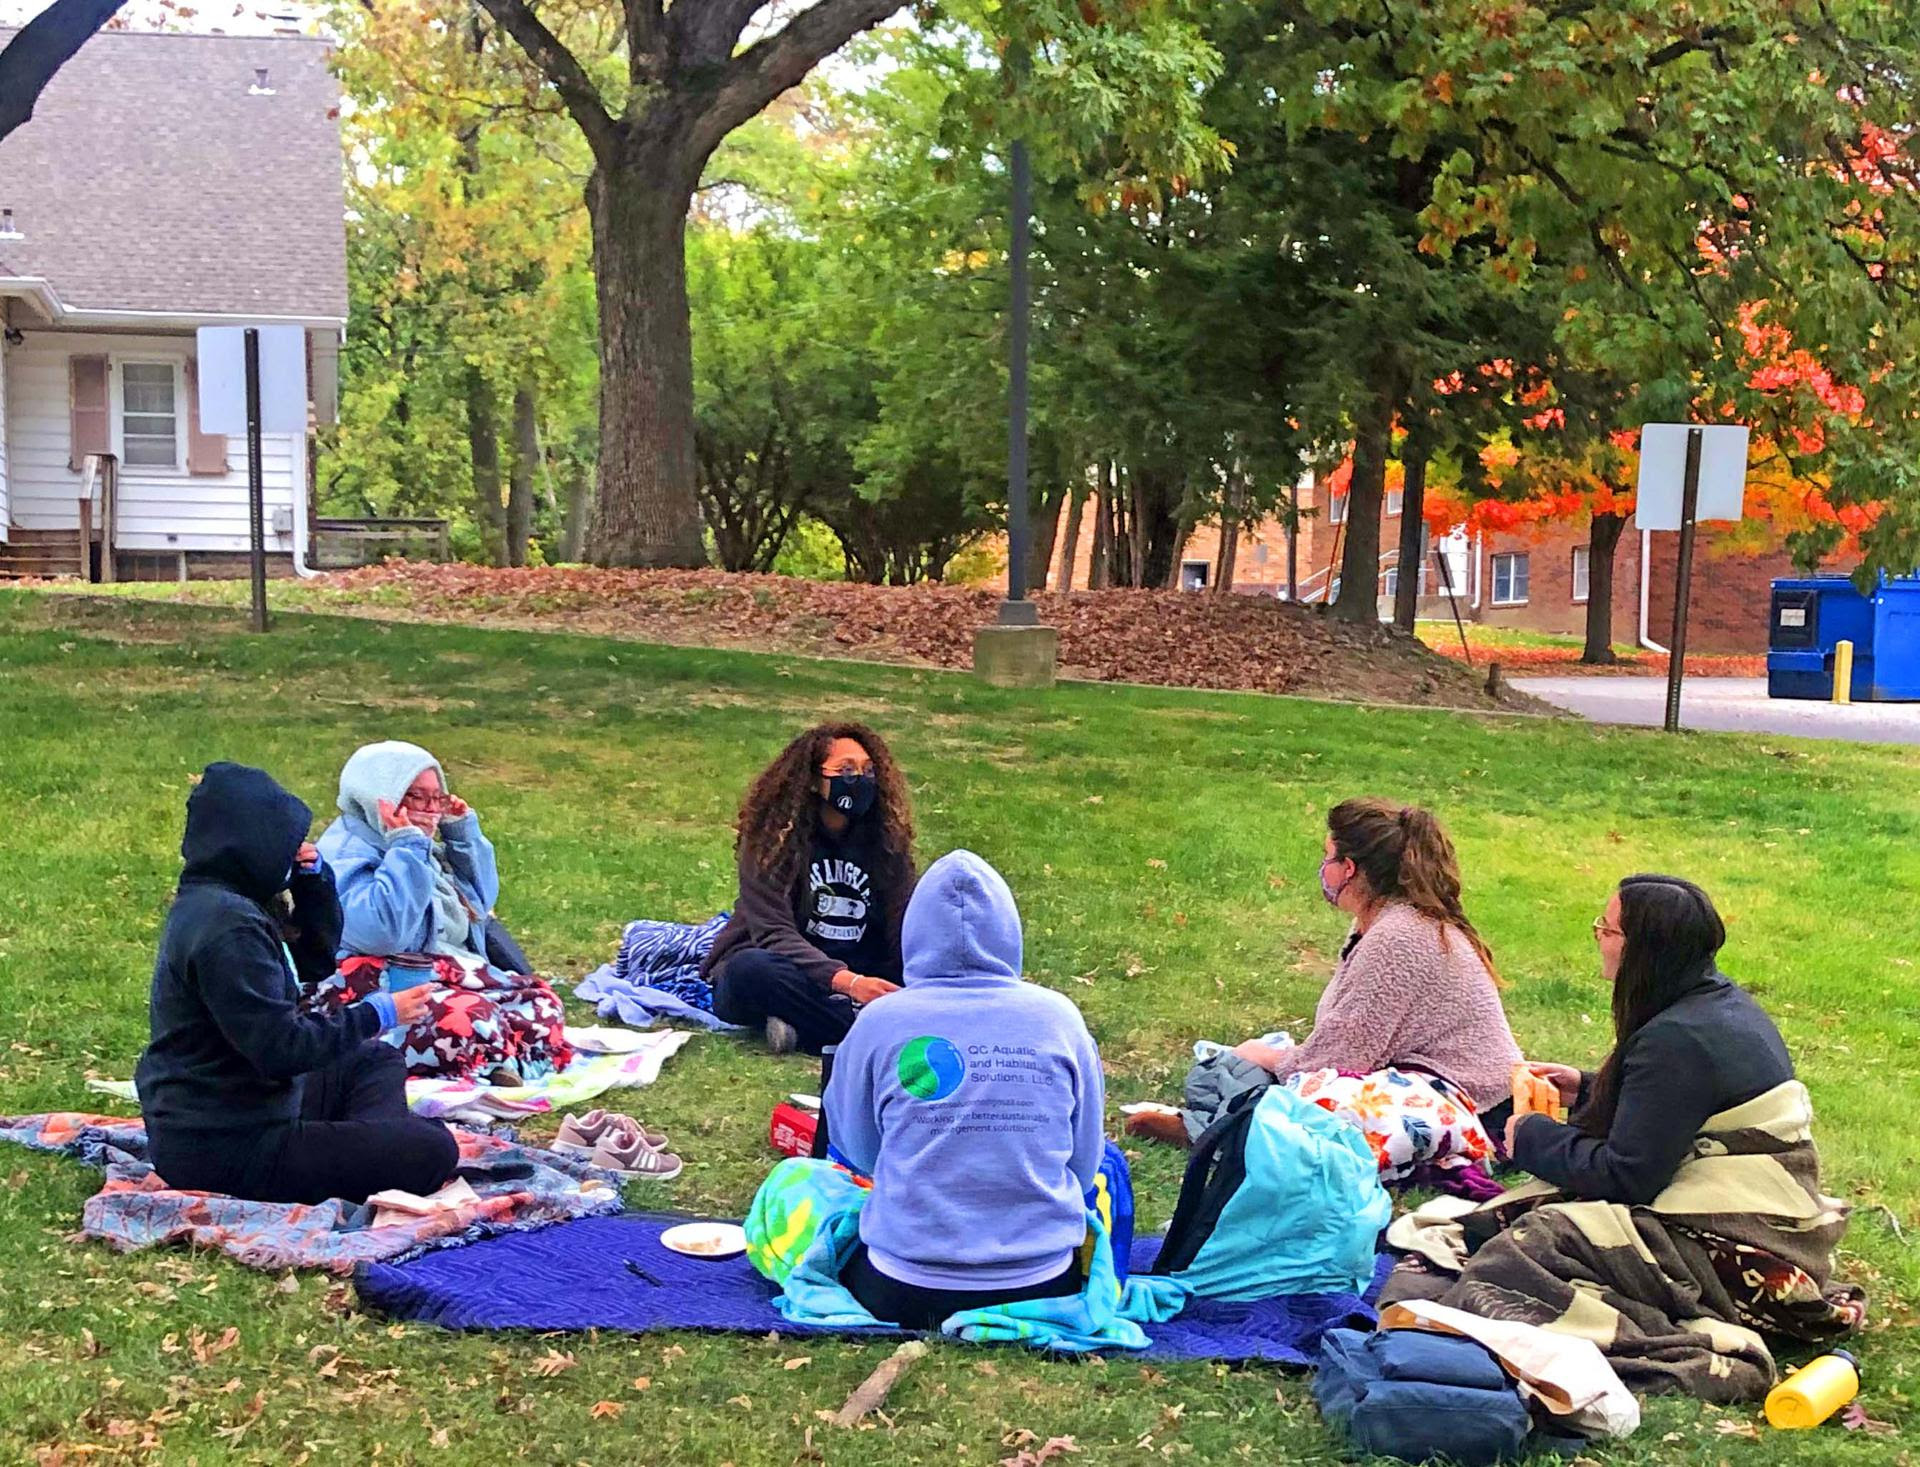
190, 1326, 239, 1366
589, 1401, 625, 1420
631, 1376, 652, 1392
430, 1427, 450, 1448
80, 1329, 105, 1358
728, 1394, 753, 1410
1841, 1403, 1897, 1435
529, 1350, 577, 1378
1001, 1435, 1079, 1467
784, 1357, 812, 1371
1712, 1418, 1761, 1440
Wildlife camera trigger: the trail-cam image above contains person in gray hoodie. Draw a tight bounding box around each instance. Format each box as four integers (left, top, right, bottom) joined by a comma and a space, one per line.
823, 850, 1107, 1329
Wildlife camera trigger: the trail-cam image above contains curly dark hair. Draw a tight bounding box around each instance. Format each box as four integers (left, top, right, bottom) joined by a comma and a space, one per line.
734, 722, 916, 898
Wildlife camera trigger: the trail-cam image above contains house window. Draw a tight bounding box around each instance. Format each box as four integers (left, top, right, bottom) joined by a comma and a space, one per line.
1491, 551, 1530, 606
1385, 489, 1403, 516
1179, 559, 1210, 591
1383, 567, 1399, 597
121, 362, 180, 468
1571, 546, 1591, 604
1329, 493, 1349, 525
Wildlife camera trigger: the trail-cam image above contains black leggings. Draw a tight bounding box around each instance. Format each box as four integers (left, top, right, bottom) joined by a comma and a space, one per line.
841, 1243, 1082, 1331
150, 1042, 459, 1205
711, 949, 858, 1055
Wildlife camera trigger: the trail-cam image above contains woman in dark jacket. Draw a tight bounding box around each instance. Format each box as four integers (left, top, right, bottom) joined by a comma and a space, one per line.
135, 763, 455, 1205
703, 723, 916, 1054
1509, 873, 1794, 1203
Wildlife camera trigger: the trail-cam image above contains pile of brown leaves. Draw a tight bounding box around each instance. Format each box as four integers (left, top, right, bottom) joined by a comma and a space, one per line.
322, 562, 1538, 711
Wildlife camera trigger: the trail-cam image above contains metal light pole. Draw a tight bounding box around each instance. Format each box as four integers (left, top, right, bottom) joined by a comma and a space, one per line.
999, 127, 1037, 627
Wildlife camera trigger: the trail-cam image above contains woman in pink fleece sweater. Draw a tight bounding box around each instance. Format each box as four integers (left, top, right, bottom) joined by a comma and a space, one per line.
1132, 800, 1522, 1180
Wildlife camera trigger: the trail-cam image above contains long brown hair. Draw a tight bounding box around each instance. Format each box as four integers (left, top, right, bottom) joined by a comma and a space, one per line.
1327, 797, 1499, 981
1582, 874, 1726, 1135
735, 722, 915, 897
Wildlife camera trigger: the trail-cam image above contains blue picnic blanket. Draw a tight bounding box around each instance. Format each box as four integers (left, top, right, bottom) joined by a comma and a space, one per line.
355, 1212, 1387, 1363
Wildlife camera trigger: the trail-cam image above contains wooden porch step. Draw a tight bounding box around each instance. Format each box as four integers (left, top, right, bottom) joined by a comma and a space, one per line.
0, 528, 86, 580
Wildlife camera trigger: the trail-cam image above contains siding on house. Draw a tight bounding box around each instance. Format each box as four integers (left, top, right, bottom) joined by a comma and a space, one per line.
0, 324, 10, 542
5, 329, 297, 553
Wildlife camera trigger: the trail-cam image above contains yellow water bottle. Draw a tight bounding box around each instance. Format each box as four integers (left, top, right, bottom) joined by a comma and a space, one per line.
1764, 1350, 1860, 1429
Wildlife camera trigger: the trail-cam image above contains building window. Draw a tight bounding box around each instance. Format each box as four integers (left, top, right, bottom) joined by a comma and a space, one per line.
1179, 559, 1210, 591
1329, 493, 1349, 525
121, 362, 180, 468
1571, 546, 1591, 604
1385, 489, 1403, 516
1383, 566, 1399, 597
1491, 551, 1530, 606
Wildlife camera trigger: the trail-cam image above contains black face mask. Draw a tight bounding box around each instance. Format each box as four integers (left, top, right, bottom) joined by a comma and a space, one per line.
826, 772, 878, 819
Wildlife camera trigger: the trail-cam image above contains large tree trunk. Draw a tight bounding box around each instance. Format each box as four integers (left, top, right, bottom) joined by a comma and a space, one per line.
585, 149, 708, 569
464, 365, 505, 567
1057, 483, 1087, 592
1392, 438, 1429, 632
1090, 469, 1112, 589
507, 378, 538, 567
560, 458, 592, 562
1028, 483, 1065, 593
1213, 474, 1244, 597
1334, 356, 1405, 622
1583, 510, 1627, 664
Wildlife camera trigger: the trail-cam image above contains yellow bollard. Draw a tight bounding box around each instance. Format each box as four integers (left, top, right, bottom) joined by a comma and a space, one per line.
1833, 640, 1854, 705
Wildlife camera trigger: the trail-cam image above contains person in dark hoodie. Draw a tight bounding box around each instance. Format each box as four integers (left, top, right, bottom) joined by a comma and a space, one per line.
135, 763, 457, 1205
823, 850, 1107, 1329
1506, 873, 1795, 1203
703, 723, 916, 1055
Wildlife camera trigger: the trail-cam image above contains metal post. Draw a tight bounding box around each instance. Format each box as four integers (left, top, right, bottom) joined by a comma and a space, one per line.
1286, 479, 1299, 601
998, 126, 1037, 627
244, 327, 269, 634
992, 33, 1039, 626
1662, 426, 1703, 733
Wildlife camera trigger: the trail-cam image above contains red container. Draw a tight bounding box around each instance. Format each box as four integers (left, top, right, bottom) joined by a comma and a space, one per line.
769, 1102, 818, 1159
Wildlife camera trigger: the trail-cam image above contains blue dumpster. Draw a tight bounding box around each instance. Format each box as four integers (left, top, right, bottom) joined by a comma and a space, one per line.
1767, 574, 1920, 701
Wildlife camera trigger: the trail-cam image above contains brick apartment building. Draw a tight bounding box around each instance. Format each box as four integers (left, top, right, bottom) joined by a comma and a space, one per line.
1038, 473, 1816, 654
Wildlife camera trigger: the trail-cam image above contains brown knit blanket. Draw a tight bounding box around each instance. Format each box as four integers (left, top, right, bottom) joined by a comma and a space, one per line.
1379, 1081, 1865, 1402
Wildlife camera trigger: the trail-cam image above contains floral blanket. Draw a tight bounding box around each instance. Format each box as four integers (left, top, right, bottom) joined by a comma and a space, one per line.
0, 1111, 622, 1274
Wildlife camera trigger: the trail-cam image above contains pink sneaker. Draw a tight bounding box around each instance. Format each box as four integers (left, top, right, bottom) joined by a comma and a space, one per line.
554, 1109, 668, 1157
588, 1129, 684, 1181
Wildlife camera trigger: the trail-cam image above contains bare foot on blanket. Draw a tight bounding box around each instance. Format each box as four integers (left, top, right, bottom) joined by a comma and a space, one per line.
1124, 1110, 1191, 1148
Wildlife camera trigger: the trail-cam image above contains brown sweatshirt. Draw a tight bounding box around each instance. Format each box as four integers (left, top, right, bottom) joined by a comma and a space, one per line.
1271, 900, 1523, 1110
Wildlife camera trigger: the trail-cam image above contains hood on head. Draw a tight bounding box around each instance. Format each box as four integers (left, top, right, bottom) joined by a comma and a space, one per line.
337, 740, 444, 834
181, 762, 311, 904
901, 850, 1022, 985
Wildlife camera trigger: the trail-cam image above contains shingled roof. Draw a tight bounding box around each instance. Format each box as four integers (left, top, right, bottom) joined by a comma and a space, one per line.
0, 28, 348, 323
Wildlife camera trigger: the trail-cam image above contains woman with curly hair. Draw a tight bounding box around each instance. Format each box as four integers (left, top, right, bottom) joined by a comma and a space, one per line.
702, 723, 917, 1054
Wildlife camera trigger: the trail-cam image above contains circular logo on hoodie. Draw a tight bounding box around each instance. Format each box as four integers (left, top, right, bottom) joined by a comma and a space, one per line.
898, 1036, 966, 1100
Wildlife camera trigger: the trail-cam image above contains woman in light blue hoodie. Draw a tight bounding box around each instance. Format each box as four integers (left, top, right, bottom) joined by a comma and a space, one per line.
823, 850, 1107, 1329
311, 741, 570, 1082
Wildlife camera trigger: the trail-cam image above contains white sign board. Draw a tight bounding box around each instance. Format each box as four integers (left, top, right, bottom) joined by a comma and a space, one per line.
195, 325, 308, 435
1634, 423, 1749, 531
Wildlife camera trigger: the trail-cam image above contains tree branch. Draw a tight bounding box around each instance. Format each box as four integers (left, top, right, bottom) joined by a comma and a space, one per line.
625, 0, 665, 85
672, 0, 770, 68
688, 0, 906, 160
0, 0, 127, 142
473, 0, 617, 159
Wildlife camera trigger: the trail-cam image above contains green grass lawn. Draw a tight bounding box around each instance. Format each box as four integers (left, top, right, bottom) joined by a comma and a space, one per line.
1, 590, 1914, 1465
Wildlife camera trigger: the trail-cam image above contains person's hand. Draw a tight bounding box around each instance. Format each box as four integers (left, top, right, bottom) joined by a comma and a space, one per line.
847, 975, 901, 1005
295, 841, 321, 872
391, 985, 435, 1027
445, 795, 470, 819
377, 798, 414, 833
1233, 1039, 1289, 1073
1527, 1062, 1584, 1105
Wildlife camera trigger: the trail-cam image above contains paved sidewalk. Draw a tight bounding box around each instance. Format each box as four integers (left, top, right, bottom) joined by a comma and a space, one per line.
1511, 675, 1920, 745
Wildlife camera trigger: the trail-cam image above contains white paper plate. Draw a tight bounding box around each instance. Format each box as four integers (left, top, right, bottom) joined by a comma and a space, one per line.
1119, 1101, 1181, 1117
659, 1222, 748, 1259
787, 1093, 822, 1109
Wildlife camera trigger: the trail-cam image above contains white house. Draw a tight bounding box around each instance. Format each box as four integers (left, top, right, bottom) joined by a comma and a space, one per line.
0, 28, 345, 579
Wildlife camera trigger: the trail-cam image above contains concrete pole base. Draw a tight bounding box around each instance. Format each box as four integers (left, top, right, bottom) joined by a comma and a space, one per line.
973, 624, 1059, 689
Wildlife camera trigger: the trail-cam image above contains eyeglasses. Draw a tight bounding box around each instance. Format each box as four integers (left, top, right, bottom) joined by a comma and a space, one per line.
401, 790, 452, 813
1591, 917, 1624, 939
821, 763, 874, 779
